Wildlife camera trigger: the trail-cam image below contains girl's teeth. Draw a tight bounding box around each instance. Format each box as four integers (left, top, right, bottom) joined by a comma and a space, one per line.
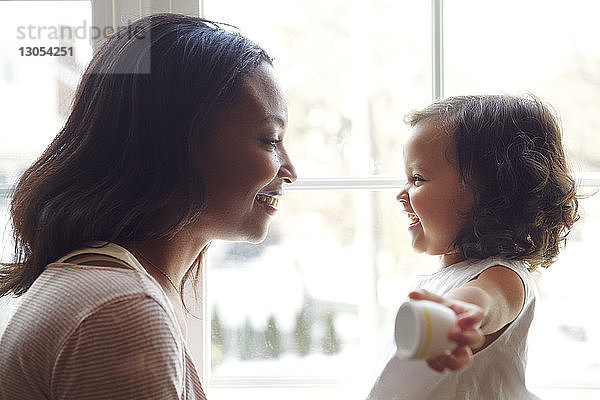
408, 213, 420, 224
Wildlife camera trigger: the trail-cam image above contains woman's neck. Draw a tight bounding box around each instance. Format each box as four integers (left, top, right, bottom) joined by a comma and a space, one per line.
120, 231, 208, 293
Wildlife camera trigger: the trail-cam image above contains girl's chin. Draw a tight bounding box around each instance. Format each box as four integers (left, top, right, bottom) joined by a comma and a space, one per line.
408, 239, 454, 259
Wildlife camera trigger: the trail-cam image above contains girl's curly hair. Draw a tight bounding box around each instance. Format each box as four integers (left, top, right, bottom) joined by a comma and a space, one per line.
406, 95, 579, 271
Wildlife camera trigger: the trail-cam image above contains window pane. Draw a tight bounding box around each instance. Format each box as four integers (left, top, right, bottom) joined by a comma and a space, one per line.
446, 2, 600, 395
204, 0, 430, 177
204, 189, 434, 399
203, 192, 600, 399
445, 0, 600, 171
0, 1, 93, 165
527, 193, 600, 394
0, 0, 93, 330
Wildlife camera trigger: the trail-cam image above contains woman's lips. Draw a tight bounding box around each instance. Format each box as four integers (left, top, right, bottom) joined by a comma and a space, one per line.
256, 193, 280, 213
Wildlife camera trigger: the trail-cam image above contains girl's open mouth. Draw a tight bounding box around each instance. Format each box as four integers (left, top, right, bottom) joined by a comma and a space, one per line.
407, 212, 420, 228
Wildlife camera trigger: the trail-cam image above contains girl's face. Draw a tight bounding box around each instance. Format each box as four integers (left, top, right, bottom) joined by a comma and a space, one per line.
193, 62, 297, 244
396, 120, 473, 266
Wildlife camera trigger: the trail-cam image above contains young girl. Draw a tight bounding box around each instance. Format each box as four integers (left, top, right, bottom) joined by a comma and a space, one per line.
367, 95, 578, 400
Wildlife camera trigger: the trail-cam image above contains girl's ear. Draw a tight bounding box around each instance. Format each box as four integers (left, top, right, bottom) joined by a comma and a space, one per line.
455, 181, 474, 214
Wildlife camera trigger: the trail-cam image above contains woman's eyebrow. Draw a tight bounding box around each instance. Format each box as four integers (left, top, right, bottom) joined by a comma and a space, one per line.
260, 114, 286, 128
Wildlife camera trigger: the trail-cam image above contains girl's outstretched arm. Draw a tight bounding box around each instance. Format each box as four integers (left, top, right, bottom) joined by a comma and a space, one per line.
409, 266, 525, 372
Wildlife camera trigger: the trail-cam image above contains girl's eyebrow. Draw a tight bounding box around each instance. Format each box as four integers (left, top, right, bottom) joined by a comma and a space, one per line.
405, 160, 432, 174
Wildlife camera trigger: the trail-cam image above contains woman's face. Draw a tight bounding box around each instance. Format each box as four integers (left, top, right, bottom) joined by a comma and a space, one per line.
193, 62, 297, 244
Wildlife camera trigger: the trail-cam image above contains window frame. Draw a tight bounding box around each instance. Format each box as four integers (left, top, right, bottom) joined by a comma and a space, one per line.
90, 0, 201, 49
52, 0, 600, 391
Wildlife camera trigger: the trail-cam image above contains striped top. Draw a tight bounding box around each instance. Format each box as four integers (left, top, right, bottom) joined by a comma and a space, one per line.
0, 242, 207, 400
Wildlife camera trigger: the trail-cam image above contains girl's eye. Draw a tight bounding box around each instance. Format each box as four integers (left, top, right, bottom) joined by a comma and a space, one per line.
411, 175, 425, 185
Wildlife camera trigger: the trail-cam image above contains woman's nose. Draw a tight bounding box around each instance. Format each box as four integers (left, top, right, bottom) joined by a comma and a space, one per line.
279, 152, 298, 184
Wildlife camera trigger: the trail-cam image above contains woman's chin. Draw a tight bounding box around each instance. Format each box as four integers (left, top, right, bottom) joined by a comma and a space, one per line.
239, 224, 271, 244
245, 234, 268, 245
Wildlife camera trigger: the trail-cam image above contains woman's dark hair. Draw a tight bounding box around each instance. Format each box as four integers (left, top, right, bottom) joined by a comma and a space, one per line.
406, 94, 579, 270
1, 14, 272, 299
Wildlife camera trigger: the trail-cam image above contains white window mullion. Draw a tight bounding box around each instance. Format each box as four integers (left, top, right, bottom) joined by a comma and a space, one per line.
287, 173, 600, 191
90, 0, 114, 50
287, 176, 405, 191
163, 0, 199, 16
90, 0, 200, 49
1, 172, 599, 198
432, 0, 444, 100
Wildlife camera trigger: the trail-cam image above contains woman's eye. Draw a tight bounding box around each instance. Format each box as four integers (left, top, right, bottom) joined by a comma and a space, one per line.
261, 139, 280, 150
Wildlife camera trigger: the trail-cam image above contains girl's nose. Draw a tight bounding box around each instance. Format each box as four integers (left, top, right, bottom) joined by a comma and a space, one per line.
396, 189, 408, 204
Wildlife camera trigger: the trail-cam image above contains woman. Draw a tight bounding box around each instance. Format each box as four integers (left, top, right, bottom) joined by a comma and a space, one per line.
0, 14, 296, 399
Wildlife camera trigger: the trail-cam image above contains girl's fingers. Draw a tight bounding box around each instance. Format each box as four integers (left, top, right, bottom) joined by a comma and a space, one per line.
426, 355, 447, 373
426, 346, 473, 372
448, 328, 485, 348
457, 308, 485, 328
409, 291, 481, 323
446, 346, 473, 371
408, 289, 444, 303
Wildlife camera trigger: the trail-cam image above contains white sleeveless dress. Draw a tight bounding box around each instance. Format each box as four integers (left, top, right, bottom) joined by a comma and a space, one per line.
367, 257, 540, 400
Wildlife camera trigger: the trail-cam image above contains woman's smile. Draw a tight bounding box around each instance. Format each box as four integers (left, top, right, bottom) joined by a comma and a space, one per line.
255, 192, 282, 215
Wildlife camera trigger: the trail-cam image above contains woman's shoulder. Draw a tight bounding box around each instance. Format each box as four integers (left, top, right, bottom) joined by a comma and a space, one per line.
49, 293, 187, 399
42, 262, 163, 302
10, 264, 171, 340
2, 278, 185, 400
0, 265, 179, 381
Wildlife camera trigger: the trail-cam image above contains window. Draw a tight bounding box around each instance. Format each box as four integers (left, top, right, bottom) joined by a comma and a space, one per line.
443, 1, 600, 396
199, 1, 600, 399
0, 0, 94, 320
200, 1, 431, 398
0, 2, 92, 190
0, 0, 93, 191
1, 1, 599, 399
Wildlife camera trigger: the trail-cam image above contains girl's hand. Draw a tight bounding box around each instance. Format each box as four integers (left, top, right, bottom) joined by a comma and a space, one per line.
408, 289, 486, 373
